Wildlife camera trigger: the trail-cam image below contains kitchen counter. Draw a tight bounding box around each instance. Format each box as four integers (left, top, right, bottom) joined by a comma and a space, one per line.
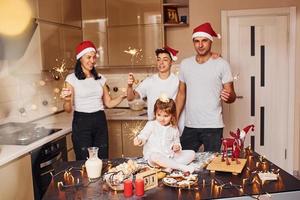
0, 108, 147, 166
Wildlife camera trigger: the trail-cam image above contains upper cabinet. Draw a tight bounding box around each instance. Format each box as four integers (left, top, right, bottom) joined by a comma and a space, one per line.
81, 0, 108, 66
39, 22, 82, 70
37, 0, 83, 70
163, 0, 189, 27
81, 0, 163, 67
37, 0, 82, 27
107, 0, 161, 26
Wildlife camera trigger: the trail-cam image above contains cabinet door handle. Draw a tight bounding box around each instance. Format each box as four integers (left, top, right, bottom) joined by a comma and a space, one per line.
40, 152, 62, 168
236, 95, 244, 99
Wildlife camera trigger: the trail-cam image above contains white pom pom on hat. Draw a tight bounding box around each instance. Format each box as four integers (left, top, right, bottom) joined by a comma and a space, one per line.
192, 22, 221, 41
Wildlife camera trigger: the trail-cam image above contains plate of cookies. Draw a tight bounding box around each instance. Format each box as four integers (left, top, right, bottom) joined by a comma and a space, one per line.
162, 171, 198, 188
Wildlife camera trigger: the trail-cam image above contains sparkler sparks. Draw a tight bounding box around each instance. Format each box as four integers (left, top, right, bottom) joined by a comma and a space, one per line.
124, 47, 143, 65
51, 58, 69, 82
123, 121, 147, 140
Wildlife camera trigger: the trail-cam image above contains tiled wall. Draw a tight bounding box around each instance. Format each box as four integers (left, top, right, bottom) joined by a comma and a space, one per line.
0, 28, 64, 123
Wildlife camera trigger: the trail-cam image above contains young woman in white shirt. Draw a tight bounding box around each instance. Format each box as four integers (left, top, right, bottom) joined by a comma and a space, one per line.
61, 40, 126, 160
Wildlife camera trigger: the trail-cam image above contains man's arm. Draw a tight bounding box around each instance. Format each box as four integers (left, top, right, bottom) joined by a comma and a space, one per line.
175, 81, 186, 120
221, 82, 236, 103
127, 73, 140, 101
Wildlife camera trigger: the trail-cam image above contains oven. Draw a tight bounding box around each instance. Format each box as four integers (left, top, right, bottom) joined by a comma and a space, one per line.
31, 136, 67, 200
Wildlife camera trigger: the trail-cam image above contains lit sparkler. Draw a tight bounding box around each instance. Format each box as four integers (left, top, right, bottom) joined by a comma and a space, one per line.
123, 121, 147, 140
124, 46, 143, 65
52, 58, 69, 83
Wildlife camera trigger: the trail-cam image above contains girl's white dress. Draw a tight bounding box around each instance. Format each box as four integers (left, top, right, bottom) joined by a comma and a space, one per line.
137, 120, 181, 161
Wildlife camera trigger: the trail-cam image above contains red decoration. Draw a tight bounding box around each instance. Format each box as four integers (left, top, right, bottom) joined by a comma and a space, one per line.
221, 124, 255, 165
123, 179, 133, 197
135, 178, 144, 196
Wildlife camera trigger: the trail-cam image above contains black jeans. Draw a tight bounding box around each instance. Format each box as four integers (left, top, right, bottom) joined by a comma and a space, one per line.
72, 110, 108, 160
180, 127, 223, 152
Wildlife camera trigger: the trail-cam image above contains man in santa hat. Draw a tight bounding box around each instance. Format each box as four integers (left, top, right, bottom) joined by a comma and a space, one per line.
176, 22, 236, 152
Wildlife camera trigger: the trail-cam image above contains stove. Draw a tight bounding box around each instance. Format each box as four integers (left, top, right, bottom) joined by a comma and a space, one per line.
0, 122, 62, 145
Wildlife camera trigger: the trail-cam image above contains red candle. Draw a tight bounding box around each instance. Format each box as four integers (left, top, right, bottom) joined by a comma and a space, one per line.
135, 178, 144, 196
123, 179, 133, 197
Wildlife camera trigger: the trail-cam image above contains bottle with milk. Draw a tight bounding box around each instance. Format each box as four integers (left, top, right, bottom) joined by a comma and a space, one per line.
85, 147, 102, 179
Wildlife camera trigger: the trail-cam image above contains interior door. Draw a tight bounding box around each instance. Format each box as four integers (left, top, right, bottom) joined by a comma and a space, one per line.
224, 15, 290, 170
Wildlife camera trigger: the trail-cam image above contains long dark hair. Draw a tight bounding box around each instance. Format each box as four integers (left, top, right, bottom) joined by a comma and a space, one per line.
74, 60, 101, 80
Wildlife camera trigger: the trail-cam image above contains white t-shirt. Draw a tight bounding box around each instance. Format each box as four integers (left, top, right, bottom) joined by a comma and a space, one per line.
179, 56, 233, 128
135, 73, 179, 120
137, 120, 181, 160
66, 73, 106, 113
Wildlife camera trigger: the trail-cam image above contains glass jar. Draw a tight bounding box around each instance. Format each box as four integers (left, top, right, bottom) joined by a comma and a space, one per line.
85, 147, 102, 179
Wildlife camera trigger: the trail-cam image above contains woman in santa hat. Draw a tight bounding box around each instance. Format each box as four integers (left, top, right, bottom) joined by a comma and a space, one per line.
60, 40, 126, 160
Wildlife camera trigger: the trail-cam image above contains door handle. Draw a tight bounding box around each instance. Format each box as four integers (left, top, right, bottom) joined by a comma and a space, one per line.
40, 152, 62, 168
236, 95, 244, 99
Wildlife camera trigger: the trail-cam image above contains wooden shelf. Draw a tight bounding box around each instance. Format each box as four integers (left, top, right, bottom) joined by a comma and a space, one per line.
164, 23, 188, 27
163, 3, 188, 8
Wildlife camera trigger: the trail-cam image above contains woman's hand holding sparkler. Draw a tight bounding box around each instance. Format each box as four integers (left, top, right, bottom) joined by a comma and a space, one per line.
60, 86, 72, 101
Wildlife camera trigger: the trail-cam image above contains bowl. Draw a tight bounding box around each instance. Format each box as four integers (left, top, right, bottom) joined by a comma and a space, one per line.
128, 99, 146, 111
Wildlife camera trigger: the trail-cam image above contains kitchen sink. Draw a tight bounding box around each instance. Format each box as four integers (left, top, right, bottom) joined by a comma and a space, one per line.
0, 122, 62, 145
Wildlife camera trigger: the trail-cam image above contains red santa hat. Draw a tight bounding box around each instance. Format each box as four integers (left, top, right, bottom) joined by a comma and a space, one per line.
75, 40, 97, 60
164, 46, 179, 61
243, 124, 255, 133
192, 22, 221, 41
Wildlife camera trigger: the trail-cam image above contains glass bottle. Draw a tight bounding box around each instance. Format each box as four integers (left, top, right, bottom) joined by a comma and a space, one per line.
85, 147, 102, 179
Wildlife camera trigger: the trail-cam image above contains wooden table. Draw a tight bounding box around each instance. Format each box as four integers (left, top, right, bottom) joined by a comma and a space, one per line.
43, 152, 300, 200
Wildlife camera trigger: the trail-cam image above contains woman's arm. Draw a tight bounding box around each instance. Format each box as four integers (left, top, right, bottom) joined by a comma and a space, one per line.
61, 82, 74, 113
102, 83, 126, 108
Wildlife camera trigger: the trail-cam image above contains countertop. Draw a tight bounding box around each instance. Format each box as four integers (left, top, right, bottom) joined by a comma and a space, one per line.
0, 108, 147, 166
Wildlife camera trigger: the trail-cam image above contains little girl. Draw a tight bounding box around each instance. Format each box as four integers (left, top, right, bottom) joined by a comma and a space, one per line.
134, 96, 195, 173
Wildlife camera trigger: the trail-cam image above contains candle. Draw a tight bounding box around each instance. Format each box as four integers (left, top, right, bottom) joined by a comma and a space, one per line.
135, 178, 144, 196
123, 179, 133, 197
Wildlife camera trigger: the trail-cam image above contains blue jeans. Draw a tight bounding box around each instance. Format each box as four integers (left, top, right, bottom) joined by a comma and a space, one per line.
180, 127, 223, 152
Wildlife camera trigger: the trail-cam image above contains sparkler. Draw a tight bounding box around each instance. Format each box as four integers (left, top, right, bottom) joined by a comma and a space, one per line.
123, 121, 147, 140
124, 47, 143, 85
52, 58, 69, 85
124, 46, 143, 65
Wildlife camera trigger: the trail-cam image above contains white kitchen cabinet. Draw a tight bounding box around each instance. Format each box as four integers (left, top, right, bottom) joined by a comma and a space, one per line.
0, 154, 34, 200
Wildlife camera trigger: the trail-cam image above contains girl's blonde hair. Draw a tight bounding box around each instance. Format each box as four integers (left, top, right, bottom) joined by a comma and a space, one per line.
153, 98, 177, 126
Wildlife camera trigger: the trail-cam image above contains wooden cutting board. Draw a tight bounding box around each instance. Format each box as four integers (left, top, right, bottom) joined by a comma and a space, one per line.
206, 155, 247, 174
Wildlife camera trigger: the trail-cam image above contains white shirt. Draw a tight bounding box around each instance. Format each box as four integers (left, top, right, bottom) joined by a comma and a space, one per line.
137, 120, 181, 160
66, 73, 106, 113
135, 73, 179, 120
179, 56, 233, 128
